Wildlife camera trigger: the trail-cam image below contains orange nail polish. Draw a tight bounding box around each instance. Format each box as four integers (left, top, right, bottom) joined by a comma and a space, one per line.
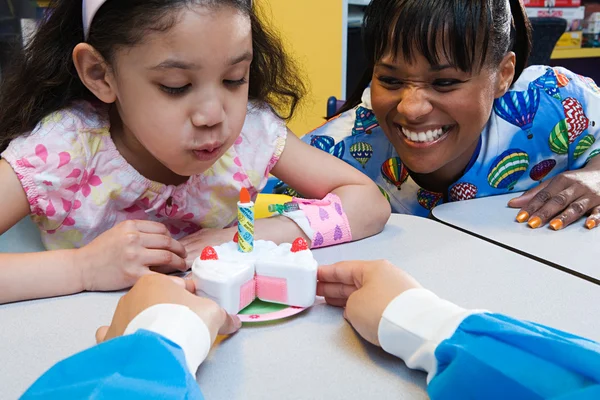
516, 211, 529, 223
528, 216, 542, 229
586, 220, 597, 230
549, 219, 563, 231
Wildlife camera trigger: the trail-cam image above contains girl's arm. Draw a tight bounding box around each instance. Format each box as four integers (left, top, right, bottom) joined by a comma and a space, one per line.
269, 131, 391, 243
0, 160, 187, 304
180, 130, 390, 264
0, 159, 85, 303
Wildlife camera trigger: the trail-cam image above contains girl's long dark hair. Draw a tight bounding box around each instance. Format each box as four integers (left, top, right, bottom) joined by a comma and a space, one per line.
0, 0, 305, 152
338, 0, 532, 114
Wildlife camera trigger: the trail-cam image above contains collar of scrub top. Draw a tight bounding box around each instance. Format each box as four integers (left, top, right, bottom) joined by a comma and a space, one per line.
82, 0, 253, 40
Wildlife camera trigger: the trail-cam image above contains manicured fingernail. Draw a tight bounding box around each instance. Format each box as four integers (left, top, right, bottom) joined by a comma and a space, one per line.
586, 220, 596, 230
516, 211, 529, 223
528, 216, 542, 229
549, 219, 563, 231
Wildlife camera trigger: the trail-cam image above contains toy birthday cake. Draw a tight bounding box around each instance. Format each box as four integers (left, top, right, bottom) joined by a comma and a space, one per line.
191, 188, 318, 314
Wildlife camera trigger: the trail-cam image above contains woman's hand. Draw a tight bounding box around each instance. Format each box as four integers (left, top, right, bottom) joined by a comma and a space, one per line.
96, 274, 240, 344
317, 260, 421, 346
509, 160, 600, 230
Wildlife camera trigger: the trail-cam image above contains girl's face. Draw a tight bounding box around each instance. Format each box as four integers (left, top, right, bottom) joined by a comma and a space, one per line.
108, 6, 252, 179
370, 51, 513, 183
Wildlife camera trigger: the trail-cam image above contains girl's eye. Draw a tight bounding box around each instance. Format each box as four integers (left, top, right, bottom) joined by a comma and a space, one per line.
160, 84, 191, 95
224, 78, 248, 87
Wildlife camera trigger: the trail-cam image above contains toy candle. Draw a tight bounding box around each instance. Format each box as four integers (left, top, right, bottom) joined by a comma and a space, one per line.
237, 187, 254, 253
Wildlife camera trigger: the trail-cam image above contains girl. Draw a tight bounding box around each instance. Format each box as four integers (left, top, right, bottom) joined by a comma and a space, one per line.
299, 0, 600, 231
0, 0, 390, 303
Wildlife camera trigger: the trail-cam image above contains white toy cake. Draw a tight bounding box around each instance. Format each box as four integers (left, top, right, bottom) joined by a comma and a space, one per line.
192, 237, 318, 314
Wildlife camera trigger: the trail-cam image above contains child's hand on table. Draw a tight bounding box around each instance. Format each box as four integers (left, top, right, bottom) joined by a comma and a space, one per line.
76, 220, 188, 291
509, 157, 600, 231
317, 260, 421, 346
95, 274, 240, 344
179, 227, 237, 268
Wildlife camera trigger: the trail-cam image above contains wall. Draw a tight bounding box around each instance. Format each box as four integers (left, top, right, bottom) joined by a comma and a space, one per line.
258, 0, 343, 135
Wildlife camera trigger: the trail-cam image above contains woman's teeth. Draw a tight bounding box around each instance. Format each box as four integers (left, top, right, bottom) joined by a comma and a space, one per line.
401, 126, 451, 143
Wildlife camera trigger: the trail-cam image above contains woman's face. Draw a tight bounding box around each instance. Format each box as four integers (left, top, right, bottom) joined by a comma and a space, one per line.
370, 50, 514, 181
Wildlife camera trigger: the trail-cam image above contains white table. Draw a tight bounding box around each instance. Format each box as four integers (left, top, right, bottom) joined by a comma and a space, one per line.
432, 193, 600, 284
2, 215, 600, 400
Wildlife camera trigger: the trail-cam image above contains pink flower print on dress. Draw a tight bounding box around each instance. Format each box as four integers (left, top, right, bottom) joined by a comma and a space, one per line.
155, 198, 200, 237
123, 197, 155, 221
14, 144, 74, 217
233, 172, 249, 182
66, 168, 102, 197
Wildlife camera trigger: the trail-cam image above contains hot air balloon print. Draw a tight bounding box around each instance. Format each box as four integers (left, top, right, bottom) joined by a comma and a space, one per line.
377, 185, 391, 203
350, 142, 373, 168
329, 141, 345, 159
487, 149, 530, 190
417, 189, 443, 210
552, 68, 570, 87
574, 135, 596, 159
530, 68, 561, 100
585, 149, 600, 166
352, 106, 379, 135
310, 135, 335, 152
309, 135, 345, 159
549, 119, 569, 155
493, 87, 540, 139
449, 182, 478, 202
381, 157, 409, 190
563, 97, 595, 143
529, 159, 556, 182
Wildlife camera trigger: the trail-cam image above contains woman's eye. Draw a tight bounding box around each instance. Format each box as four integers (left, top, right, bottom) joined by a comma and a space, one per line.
377, 76, 404, 87
160, 84, 191, 95
432, 79, 462, 88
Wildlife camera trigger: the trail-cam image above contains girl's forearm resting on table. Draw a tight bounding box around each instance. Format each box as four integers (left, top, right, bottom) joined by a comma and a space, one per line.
0, 250, 83, 304
332, 184, 390, 240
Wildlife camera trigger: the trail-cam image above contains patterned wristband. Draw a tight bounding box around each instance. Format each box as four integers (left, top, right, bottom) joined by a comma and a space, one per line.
292, 193, 352, 248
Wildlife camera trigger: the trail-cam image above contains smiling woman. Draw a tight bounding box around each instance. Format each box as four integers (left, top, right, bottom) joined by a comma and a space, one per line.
298, 0, 600, 232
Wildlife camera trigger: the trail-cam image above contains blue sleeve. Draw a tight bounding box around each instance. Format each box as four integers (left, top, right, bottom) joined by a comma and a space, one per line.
21, 330, 203, 400
428, 313, 600, 400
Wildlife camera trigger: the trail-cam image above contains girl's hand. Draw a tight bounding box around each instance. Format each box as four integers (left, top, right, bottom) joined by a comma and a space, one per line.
317, 260, 421, 346
77, 220, 188, 292
179, 227, 236, 268
508, 164, 600, 230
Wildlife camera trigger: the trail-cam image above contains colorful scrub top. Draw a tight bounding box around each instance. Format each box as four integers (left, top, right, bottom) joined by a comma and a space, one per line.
281, 66, 600, 217
1, 100, 286, 250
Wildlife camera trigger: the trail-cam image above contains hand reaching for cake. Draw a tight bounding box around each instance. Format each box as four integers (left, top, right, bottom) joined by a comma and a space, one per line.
317, 260, 421, 346
180, 226, 238, 268
96, 274, 241, 344
76, 220, 188, 292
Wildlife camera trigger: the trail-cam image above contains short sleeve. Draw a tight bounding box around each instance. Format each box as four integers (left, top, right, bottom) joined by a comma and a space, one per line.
236, 102, 288, 192
1, 107, 93, 232
551, 67, 600, 169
